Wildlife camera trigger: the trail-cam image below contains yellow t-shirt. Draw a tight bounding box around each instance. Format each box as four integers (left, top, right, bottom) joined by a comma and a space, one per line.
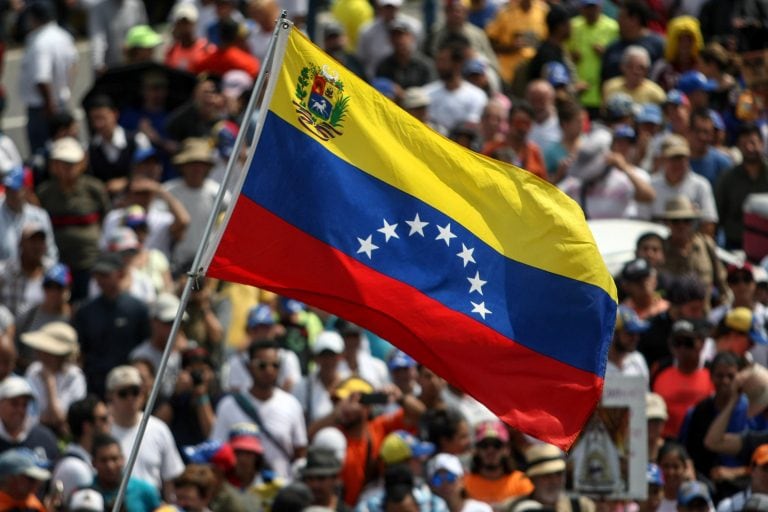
603, 77, 666, 105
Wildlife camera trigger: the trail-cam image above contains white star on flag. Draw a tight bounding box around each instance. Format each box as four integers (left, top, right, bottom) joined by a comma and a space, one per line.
356, 235, 379, 259
456, 244, 476, 267
435, 223, 457, 246
467, 271, 487, 295
406, 213, 429, 237
377, 219, 399, 242
471, 301, 492, 319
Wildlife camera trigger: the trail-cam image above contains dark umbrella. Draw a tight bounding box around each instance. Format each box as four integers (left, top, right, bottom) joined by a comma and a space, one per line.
80, 61, 197, 112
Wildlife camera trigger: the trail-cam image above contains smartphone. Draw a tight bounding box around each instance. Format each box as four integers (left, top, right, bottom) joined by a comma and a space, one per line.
359, 392, 389, 405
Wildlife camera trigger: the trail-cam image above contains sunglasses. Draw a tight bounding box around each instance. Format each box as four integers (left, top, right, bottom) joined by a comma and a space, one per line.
477, 440, 503, 450
430, 472, 459, 487
116, 386, 141, 399
254, 360, 280, 371
728, 276, 754, 285
672, 337, 696, 349
668, 218, 694, 225
93, 414, 110, 423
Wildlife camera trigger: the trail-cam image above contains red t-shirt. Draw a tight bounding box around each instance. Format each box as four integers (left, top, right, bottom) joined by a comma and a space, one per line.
653, 366, 714, 438
191, 46, 260, 78
165, 39, 216, 73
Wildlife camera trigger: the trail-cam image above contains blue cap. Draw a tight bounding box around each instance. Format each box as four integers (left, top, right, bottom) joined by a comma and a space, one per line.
613, 124, 636, 141
372, 77, 397, 100
636, 103, 663, 125
463, 58, 487, 76
281, 298, 306, 314
544, 61, 570, 87
183, 440, 224, 463
677, 71, 717, 94
647, 463, 664, 486
246, 304, 275, 328
709, 109, 725, 131
44, 263, 72, 287
581, 0, 601, 5
388, 349, 417, 371
677, 481, 713, 507
606, 93, 636, 119
132, 146, 158, 164
0, 448, 51, 480
2, 165, 25, 190
616, 305, 650, 334
665, 89, 690, 106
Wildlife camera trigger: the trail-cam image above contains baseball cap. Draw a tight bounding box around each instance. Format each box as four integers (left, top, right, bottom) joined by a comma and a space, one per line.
622, 258, 652, 281
68, 489, 104, 512
313, 331, 344, 355
647, 463, 664, 486
426, 453, 464, 479
132, 146, 158, 165
43, 263, 72, 287
677, 481, 713, 507
665, 89, 690, 107
312, 427, 347, 463
246, 304, 275, 329
677, 71, 717, 94
380, 430, 435, 464
125, 25, 162, 49
615, 305, 650, 334
324, 21, 344, 37
581, 0, 601, 5
153, 292, 188, 323
710, 110, 725, 131
380, 0, 404, 7
388, 18, 413, 33
106, 365, 142, 392
0, 449, 50, 481
475, 420, 510, 444
724, 308, 768, 345
124, 205, 148, 229
636, 103, 663, 125
402, 87, 430, 109
91, 252, 124, 274
171, 2, 199, 23
728, 262, 755, 280
605, 92, 637, 120
20, 221, 46, 239
525, 443, 566, 477
107, 226, 140, 253
229, 427, 264, 454
646, 392, 668, 421
613, 124, 636, 141
388, 350, 417, 371
544, 61, 570, 88
333, 376, 374, 400
50, 137, 85, 163
222, 70, 254, 100
2, 165, 25, 190
372, 77, 397, 100
0, 375, 34, 401
463, 58, 487, 76
20, 321, 78, 356
662, 133, 691, 158
301, 447, 341, 477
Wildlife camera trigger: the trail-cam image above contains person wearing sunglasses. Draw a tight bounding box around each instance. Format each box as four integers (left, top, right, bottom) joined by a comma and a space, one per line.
107, 365, 185, 500
428, 453, 491, 512
653, 319, 714, 439
464, 420, 532, 509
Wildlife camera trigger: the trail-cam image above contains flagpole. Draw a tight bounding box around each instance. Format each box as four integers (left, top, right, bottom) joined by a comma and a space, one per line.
110, 14, 293, 512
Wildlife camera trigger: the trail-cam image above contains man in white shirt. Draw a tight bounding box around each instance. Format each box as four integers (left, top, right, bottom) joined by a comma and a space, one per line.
423, 40, 488, 133
107, 365, 185, 498
606, 305, 650, 384
20, 2, 78, 155
356, 0, 422, 79
526, 80, 562, 151
650, 134, 719, 236
211, 339, 307, 479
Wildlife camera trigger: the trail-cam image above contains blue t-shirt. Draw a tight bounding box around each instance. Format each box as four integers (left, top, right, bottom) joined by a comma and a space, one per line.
543, 142, 569, 179
690, 147, 732, 189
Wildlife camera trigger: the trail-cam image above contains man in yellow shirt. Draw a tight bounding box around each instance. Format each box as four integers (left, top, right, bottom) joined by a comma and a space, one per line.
485, 0, 548, 84
603, 45, 666, 106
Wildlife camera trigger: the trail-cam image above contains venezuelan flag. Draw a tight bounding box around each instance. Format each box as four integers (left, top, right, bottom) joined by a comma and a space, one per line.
205, 26, 617, 449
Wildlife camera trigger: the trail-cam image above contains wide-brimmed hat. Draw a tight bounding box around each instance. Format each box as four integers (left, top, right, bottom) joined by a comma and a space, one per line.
301, 447, 341, 477
659, 196, 700, 220
172, 138, 215, 166
525, 443, 566, 477
20, 321, 78, 356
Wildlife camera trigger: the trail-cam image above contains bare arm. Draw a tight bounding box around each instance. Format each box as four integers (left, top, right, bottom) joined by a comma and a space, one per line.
704, 385, 743, 455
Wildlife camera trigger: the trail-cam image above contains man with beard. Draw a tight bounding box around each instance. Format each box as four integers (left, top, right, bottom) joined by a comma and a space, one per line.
606, 306, 650, 384
716, 124, 768, 251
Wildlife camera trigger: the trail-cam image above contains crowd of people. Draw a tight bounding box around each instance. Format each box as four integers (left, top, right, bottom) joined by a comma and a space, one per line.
2, 0, 768, 511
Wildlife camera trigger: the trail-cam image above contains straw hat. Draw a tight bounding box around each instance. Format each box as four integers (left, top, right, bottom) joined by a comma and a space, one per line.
20, 322, 78, 356
742, 364, 768, 417
659, 196, 700, 220
525, 443, 566, 477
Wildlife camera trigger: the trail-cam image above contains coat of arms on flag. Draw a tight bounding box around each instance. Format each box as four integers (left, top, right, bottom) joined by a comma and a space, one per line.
293, 63, 349, 141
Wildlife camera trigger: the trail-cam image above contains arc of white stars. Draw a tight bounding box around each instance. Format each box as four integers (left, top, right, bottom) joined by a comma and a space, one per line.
406, 213, 429, 237
456, 243, 476, 267
356, 235, 379, 259
377, 219, 399, 242
471, 301, 492, 320
435, 223, 457, 246
467, 271, 487, 295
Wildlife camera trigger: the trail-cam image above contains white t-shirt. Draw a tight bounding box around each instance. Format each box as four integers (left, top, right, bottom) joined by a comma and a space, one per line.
650, 171, 719, 223
529, 114, 562, 153
559, 167, 639, 220
423, 80, 488, 132
462, 499, 494, 512
25, 363, 87, 421
20, 21, 78, 108
605, 351, 649, 385
211, 388, 307, 479
111, 414, 185, 489
292, 372, 334, 423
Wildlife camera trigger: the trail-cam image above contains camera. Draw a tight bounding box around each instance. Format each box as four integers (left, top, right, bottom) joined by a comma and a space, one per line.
190, 369, 205, 386
359, 392, 389, 405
